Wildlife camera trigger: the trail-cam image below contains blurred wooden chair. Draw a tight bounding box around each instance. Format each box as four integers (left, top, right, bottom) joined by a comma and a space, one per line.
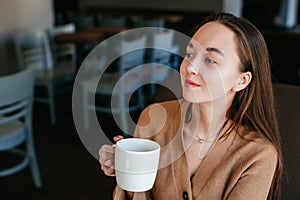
82, 36, 147, 134
67, 14, 99, 59
47, 23, 77, 68
47, 23, 77, 80
15, 29, 76, 124
144, 30, 179, 96
0, 67, 42, 188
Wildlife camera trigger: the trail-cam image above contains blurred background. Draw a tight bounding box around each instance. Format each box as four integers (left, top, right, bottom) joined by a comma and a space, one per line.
0, 0, 299, 199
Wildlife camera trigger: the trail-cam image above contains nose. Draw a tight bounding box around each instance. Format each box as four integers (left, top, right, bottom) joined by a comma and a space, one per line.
187, 63, 199, 75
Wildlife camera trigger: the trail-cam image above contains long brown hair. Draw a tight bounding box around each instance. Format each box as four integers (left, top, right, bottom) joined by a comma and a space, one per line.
192, 13, 283, 199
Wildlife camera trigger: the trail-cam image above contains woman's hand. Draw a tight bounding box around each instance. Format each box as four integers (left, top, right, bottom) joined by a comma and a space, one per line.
99, 135, 123, 176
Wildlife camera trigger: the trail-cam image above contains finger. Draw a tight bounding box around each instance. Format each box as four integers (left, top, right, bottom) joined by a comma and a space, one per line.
99, 146, 115, 161
103, 166, 116, 177
99, 144, 116, 155
99, 153, 114, 166
101, 158, 114, 168
100, 159, 116, 177
113, 135, 124, 143
100, 159, 116, 176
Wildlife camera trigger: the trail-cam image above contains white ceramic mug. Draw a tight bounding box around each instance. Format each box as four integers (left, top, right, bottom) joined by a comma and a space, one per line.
115, 138, 160, 192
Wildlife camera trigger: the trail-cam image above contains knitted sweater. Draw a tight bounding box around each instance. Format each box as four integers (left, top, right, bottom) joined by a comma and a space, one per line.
113, 100, 278, 200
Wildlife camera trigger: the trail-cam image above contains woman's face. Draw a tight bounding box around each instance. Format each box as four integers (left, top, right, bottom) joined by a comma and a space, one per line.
180, 21, 246, 104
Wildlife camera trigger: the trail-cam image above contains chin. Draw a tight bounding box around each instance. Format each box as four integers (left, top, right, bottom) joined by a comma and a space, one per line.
182, 89, 200, 103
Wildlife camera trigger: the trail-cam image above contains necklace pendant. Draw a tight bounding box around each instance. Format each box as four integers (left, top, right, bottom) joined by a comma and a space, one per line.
198, 138, 204, 144
195, 136, 204, 144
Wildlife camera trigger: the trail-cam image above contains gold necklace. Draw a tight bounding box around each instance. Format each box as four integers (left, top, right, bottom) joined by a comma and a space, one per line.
185, 103, 228, 145
194, 135, 217, 144
193, 120, 228, 144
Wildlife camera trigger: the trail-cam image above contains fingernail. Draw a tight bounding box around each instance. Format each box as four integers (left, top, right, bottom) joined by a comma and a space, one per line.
113, 135, 123, 142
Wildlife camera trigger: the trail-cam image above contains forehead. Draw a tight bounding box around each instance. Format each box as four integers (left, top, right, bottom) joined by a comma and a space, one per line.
190, 22, 237, 54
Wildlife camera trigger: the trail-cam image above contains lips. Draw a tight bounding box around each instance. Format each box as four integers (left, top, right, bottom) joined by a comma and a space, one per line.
184, 79, 200, 87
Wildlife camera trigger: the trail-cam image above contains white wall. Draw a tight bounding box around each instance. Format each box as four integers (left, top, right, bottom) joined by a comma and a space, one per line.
0, 0, 53, 34
0, 0, 54, 66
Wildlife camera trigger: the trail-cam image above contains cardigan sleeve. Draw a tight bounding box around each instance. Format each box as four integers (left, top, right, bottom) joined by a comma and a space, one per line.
226, 144, 278, 200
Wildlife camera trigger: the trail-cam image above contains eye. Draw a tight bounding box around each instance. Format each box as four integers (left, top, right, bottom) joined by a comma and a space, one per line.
185, 53, 194, 59
205, 57, 216, 64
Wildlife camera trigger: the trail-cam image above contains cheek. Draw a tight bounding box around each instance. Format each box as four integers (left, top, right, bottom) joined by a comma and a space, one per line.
203, 69, 239, 98
221, 67, 241, 90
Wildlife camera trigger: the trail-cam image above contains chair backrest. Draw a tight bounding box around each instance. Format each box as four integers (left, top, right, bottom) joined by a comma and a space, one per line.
47, 23, 76, 66
118, 36, 147, 74
48, 23, 76, 38
151, 30, 177, 64
15, 31, 53, 75
153, 30, 175, 50
102, 36, 146, 95
0, 68, 35, 128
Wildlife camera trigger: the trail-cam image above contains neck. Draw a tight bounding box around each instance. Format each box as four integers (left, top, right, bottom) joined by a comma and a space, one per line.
190, 100, 228, 138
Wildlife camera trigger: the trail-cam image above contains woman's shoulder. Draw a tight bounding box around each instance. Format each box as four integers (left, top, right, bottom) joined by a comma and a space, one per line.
233, 126, 278, 160
149, 99, 184, 108
141, 99, 185, 116
136, 99, 185, 130
134, 99, 185, 141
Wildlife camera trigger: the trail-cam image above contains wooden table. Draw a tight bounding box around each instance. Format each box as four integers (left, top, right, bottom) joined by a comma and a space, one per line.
90, 26, 129, 36
54, 31, 104, 44
156, 14, 184, 23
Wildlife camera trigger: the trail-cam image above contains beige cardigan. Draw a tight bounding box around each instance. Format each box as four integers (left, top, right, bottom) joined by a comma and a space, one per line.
113, 100, 278, 200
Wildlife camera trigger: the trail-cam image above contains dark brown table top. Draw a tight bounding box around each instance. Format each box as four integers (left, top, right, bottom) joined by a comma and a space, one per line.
54, 31, 104, 45
90, 26, 129, 35
156, 14, 184, 23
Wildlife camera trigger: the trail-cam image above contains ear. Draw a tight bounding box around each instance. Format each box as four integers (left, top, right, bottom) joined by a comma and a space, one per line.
232, 72, 252, 92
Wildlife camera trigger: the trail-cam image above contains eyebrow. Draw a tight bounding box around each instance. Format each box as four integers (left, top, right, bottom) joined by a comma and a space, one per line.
187, 42, 224, 57
206, 47, 224, 57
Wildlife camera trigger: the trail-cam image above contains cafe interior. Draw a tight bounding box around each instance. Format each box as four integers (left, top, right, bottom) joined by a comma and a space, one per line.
0, 0, 299, 199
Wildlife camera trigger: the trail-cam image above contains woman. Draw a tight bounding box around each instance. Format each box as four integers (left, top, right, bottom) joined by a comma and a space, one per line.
99, 13, 282, 200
